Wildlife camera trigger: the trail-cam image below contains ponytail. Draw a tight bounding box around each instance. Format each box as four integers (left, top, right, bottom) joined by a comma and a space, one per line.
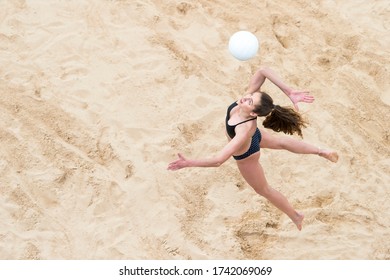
263, 105, 307, 137
253, 92, 307, 137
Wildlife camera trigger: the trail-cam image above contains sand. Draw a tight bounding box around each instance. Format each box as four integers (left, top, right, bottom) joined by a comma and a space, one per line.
0, 0, 389, 260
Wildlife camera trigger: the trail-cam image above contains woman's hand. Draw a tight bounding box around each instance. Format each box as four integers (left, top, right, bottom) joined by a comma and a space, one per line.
167, 153, 190, 171
287, 89, 314, 111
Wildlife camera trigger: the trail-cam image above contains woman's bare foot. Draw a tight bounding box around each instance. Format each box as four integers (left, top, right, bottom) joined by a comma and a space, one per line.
293, 213, 304, 231
318, 149, 339, 163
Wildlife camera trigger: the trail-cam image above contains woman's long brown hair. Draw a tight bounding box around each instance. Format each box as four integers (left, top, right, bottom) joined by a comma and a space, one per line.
253, 92, 307, 137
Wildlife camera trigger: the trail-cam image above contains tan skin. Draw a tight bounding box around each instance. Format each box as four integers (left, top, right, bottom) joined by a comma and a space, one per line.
168, 66, 339, 230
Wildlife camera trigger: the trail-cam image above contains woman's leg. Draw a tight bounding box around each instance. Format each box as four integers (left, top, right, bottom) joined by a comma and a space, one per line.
259, 128, 338, 162
236, 153, 304, 230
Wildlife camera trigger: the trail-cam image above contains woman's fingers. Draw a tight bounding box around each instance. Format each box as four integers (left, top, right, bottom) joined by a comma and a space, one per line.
304, 96, 315, 102
178, 153, 185, 160
168, 162, 180, 170
168, 153, 186, 170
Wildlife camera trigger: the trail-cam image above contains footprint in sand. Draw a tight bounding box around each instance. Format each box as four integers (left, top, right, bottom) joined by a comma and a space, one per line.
60, 66, 89, 80
271, 15, 294, 49
97, 126, 135, 180
235, 212, 276, 259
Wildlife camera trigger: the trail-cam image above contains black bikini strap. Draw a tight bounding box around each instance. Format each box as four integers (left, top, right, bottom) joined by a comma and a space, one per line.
235, 117, 257, 126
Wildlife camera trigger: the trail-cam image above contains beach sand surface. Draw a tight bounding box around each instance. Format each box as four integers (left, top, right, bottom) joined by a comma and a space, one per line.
0, 0, 389, 259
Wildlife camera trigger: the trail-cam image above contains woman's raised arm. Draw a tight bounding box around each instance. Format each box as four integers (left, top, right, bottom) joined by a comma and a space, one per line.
246, 66, 291, 95
246, 66, 314, 110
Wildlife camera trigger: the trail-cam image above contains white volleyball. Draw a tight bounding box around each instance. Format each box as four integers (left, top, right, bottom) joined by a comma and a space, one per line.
228, 31, 259, 61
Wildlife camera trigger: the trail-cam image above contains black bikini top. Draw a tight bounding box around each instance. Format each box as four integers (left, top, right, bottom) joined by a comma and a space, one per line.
225, 102, 257, 138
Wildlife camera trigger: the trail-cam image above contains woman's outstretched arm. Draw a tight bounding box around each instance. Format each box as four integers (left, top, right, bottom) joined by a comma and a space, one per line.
246, 66, 314, 110
167, 131, 250, 170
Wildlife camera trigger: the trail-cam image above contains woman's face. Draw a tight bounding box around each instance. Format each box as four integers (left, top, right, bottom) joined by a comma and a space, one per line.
239, 91, 261, 112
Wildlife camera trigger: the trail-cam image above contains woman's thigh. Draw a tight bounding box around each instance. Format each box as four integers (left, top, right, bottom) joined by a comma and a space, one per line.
236, 154, 269, 194
259, 128, 282, 149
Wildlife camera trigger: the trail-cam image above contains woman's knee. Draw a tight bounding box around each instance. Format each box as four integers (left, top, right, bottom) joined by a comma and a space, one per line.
254, 184, 271, 197
276, 137, 288, 149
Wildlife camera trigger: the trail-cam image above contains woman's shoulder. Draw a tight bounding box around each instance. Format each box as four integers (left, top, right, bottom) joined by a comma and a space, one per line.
234, 119, 257, 136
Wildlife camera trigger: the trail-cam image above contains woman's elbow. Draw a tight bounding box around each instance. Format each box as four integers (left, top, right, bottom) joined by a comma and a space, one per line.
258, 65, 271, 73
213, 155, 230, 167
